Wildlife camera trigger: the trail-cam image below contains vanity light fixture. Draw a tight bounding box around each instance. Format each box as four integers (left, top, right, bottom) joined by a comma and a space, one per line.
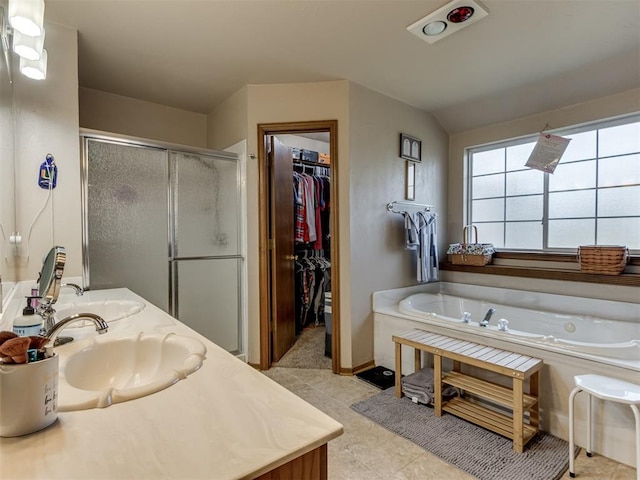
19, 47, 46, 79
8, 0, 44, 37
2, 0, 49, 80
12, 28, 44, 60
0, 6, 12, 81
407, 0, 489, 44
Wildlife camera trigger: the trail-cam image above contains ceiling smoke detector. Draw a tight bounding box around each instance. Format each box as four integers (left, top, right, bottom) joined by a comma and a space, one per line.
407, 0, 489, 44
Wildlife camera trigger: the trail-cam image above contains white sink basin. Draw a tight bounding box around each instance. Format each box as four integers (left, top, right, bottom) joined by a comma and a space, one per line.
54, 300, 145, 326
58, 332, 206, 411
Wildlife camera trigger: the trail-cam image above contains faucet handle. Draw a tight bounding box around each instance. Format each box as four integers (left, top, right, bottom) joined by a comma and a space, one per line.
461, 312, 472, 324
37, 302, 57, 332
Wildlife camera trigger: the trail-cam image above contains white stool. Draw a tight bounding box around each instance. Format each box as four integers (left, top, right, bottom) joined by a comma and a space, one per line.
569, 374, 640, 480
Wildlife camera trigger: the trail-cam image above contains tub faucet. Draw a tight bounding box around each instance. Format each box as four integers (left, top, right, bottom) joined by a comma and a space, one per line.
43, 313, 108, 345
480, 308, 495, 327
61, 283, 84, 296
461, 312, 472, 324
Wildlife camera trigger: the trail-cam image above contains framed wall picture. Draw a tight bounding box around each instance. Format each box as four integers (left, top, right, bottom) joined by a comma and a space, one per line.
405, 161, 415, 201
400, 133, 421, 162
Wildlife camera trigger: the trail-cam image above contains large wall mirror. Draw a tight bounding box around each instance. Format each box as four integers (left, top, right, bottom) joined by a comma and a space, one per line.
0, 0, 15, 283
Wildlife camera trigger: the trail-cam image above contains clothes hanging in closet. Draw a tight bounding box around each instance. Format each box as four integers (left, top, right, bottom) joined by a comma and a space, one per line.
293, 171, 330, 254
294, 250, 331, 333
292, 169, 331, 333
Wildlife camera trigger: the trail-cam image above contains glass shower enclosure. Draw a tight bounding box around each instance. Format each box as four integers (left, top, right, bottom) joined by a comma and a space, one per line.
80, 134, 244, 355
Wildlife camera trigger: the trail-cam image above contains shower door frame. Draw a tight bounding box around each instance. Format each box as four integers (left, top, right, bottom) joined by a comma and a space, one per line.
79, 129, 245, 355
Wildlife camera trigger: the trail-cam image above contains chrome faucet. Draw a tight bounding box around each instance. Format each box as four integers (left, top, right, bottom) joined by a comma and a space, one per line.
480, 308, 495, 327
461, 312, 472, 324
43, 313, 108, 344
61, 283, 84, 296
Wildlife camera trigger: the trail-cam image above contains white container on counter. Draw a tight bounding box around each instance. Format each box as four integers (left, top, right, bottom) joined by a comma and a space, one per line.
0, 354, 58, 437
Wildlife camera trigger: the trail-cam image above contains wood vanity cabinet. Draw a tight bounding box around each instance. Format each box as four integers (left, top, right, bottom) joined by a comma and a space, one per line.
254, 444, 327, 479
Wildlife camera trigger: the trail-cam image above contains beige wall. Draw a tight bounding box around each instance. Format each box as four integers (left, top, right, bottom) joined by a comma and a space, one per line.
244, 81, 351, 366
13, 24, 81, 281
207, 81, 350, 366
348, 83, 448, 367
80, 87, 208, 147
445, 87, 640, 300
206, 86, 248, 151
0, 46, 15, 282
207, 80, 449, 369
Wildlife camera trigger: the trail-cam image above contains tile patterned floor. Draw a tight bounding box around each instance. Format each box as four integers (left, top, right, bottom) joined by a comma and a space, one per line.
262, 367, 637, 480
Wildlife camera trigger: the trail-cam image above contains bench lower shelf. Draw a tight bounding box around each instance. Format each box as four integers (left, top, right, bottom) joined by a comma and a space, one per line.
443, 371, 538, 409
443, 397, 538, 445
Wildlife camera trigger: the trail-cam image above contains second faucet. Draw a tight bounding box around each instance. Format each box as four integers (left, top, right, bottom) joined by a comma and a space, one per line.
480, 308, 496, 327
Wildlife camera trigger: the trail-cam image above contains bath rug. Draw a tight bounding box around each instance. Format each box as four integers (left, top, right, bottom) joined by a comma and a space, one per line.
351, 388, 576, 480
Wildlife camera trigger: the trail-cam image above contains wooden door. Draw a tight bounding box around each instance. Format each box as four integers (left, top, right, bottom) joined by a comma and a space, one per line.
269, 137, 296, 361
258, 120, 339, 373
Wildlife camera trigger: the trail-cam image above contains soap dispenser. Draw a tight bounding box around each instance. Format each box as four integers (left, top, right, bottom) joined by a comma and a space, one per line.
13, 297, 43, 336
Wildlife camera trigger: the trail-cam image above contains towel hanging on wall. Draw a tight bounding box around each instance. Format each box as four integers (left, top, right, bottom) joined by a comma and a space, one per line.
402, 210, 439, 283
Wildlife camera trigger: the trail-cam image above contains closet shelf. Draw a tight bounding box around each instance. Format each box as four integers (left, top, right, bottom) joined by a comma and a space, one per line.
293, 158, 331, 168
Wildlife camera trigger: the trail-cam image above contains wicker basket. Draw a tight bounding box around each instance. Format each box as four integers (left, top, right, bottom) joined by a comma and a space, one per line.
577, 245, 628, 275
447, 226, 495, 266
449, 253, 491, 266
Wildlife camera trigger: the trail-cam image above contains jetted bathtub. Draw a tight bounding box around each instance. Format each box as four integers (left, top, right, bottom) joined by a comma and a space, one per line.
372, 283, 640, 467
398, 291, 640, 361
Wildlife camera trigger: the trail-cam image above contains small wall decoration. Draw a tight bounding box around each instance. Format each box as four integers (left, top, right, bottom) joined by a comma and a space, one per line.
400, 133, 421, 162
405, 161, 416, 201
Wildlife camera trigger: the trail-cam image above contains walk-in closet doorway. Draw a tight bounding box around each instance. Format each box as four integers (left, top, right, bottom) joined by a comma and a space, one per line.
258, 120, 340, 373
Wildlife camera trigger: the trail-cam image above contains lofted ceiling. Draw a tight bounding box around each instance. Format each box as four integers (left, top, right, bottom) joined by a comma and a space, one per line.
45, 0, 640, 133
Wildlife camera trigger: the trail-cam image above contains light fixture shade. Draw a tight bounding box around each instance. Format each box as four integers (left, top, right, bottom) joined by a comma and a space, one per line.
423, 21, 447, 36
13, 28, 45, 60
19, 47, 47, 79
8, 0, 45, 37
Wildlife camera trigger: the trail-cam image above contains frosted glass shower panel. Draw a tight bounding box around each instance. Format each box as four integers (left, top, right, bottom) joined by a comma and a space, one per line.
176, 258, 240, 353
171, 151, 240, 257
87, 140, 169, 312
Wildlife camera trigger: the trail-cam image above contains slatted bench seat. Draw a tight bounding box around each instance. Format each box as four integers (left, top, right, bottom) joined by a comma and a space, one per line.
392, 328, 543, 453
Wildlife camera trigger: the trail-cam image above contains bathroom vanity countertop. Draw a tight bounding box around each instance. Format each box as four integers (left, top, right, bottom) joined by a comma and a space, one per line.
0, 287, 343, 479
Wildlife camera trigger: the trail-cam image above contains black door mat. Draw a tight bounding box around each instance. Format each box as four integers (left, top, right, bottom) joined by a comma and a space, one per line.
356, 366, 398, 390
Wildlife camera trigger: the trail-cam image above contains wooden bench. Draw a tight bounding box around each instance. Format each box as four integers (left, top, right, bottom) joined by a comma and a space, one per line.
393, 328, 543, 453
